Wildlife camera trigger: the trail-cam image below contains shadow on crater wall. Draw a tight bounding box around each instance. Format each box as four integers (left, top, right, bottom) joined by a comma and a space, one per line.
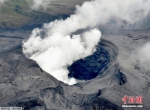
68, 39, 117, 80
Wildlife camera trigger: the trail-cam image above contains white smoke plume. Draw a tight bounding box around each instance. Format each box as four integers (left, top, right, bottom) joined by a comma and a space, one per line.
0, 0, 7, 3
0, 0, 7, 5
23, 28, 101, 85
23, 0, 150, 85
0, 0, 50, 10
26, 0, 51, 10
133, 43, 150, 76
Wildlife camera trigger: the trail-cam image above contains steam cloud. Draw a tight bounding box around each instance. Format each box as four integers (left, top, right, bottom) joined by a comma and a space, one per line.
133, 43, 150, 76
26, 0, 51, 10
0, 0, 7, 3
0, 0, 50, 10
23, 0, 150, 85
0, 0, 7, 5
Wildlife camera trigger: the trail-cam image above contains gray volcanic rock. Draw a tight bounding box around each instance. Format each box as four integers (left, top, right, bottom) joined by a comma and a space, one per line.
101, 27, 150, 110
84, 98, 124, 110
0, 36, 125, 110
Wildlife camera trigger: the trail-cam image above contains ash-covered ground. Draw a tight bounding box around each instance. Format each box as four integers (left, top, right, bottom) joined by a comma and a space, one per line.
0, 34, 125, 110
0, 0, 150, 110
0, 26, 150, 110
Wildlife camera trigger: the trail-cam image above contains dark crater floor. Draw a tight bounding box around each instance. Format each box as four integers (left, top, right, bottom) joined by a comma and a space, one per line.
68, 41, 110, 80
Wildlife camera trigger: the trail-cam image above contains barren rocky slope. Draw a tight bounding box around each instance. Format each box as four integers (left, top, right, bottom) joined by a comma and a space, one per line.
0, 34, 125, 110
